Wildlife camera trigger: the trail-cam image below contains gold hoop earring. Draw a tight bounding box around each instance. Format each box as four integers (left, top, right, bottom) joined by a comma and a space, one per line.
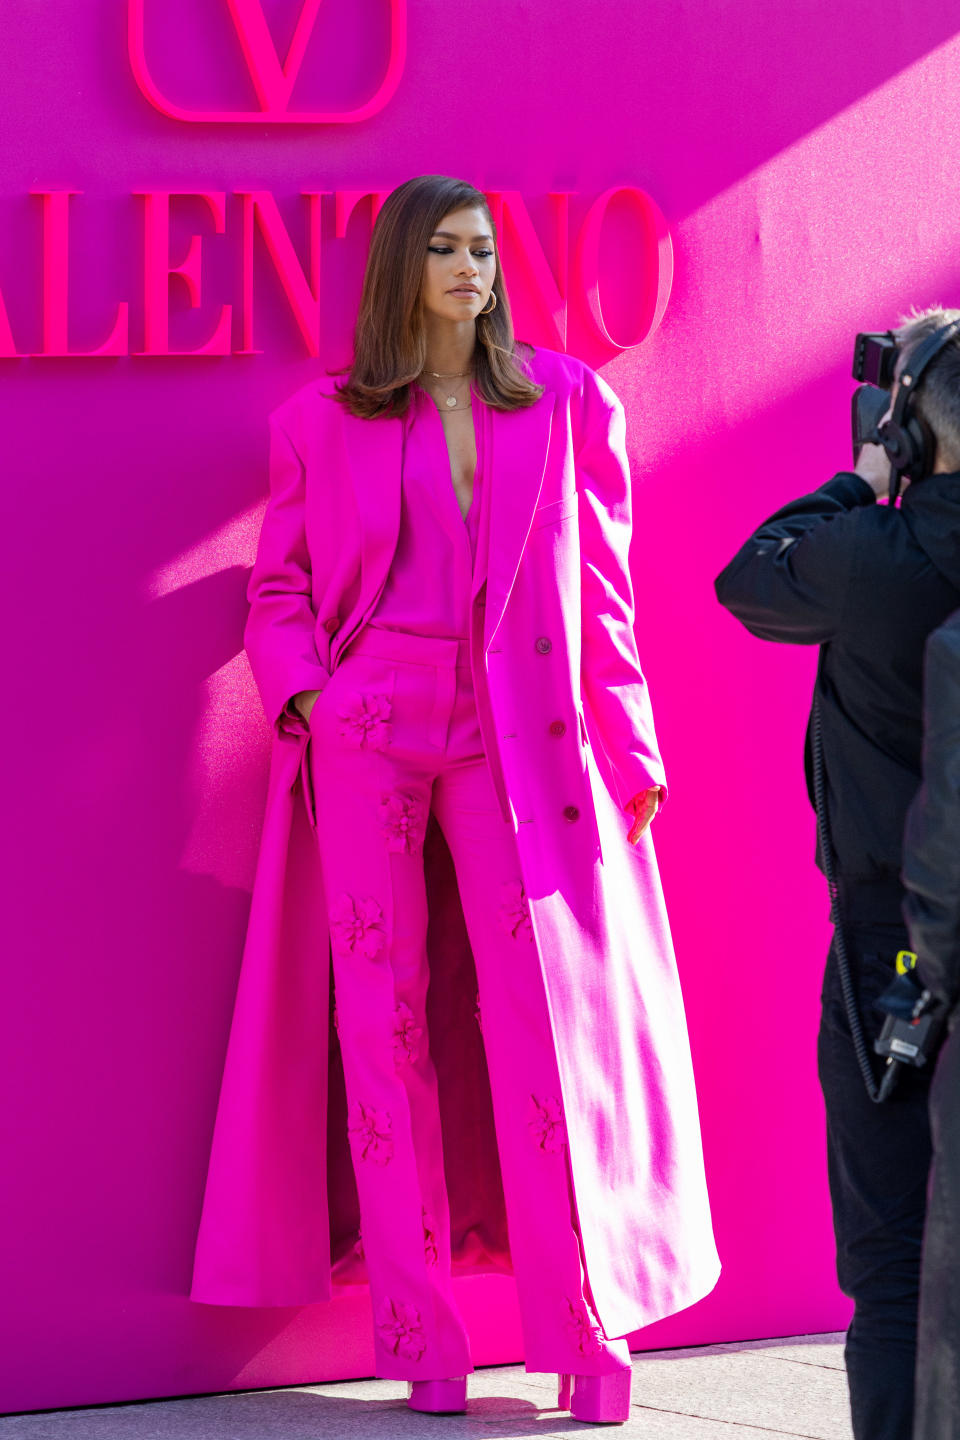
479, 292, 498, 316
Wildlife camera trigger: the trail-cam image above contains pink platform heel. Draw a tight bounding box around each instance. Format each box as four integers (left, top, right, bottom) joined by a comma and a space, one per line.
558, 1368, 632, 1424
406, 1377, 468, 1414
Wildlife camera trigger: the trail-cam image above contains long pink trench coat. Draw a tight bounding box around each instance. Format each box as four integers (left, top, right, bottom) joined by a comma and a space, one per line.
190, 347, 720, 1338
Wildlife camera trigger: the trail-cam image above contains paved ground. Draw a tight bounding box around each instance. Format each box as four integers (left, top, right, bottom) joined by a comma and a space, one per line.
0, 1334, 852, 1439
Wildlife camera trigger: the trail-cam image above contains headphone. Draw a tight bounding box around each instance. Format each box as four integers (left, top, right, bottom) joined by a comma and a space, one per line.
878, 318, 960, 500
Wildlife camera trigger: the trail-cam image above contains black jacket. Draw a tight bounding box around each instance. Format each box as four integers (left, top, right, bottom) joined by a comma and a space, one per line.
716, 471, 960, 908
903, 609, 960, 1014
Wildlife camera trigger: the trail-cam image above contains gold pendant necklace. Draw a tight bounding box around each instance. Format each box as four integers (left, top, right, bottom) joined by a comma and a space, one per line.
423, 368, 472, 410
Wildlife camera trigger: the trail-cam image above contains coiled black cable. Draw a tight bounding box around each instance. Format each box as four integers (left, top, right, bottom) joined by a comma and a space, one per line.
811, 694, 899, 1104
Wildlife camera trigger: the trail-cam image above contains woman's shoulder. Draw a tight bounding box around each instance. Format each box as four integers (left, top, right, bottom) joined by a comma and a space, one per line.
269, 375, 344, 437
518, 343, 584, 394
519, 345, 621, 409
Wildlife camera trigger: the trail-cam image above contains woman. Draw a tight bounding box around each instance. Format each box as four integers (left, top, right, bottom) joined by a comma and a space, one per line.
190, 175, 719, 1424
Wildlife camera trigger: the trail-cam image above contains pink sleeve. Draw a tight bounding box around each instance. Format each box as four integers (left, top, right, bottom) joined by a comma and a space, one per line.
243, 412, 329, 733
576, 369, 667, 810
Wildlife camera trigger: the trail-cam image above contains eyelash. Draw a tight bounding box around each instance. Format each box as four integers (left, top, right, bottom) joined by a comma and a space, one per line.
429, 246, 494, 258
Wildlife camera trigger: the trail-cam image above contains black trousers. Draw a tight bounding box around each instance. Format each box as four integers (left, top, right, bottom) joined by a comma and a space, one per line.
818, 922, 933, 1440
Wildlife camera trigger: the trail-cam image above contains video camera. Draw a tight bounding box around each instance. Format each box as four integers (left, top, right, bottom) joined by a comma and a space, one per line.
851, 331, 897, 465
851, 319, 960, 500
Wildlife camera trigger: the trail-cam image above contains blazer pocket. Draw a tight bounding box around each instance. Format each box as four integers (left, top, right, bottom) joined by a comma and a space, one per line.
532, 493, 579, 529
307, 669, 337, 729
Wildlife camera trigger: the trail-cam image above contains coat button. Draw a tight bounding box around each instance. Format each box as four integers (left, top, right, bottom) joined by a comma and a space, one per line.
563, 804, 580, 823
323, 616, 339, 635
549, 720, 566, 738
535, 636, 552, 654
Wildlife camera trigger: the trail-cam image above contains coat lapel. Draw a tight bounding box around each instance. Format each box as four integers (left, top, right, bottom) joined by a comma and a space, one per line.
341, 408, 404, 620
484, 392, 556, 645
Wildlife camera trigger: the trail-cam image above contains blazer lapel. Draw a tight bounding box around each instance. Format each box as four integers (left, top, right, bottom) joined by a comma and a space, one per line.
484, 392, 556, 645
341, 409, 404, 620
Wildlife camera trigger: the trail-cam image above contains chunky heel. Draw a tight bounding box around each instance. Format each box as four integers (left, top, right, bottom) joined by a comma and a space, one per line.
406, 1377, 468, 1414
558, 1373, 572, 1408
568, 1368, 632, 1424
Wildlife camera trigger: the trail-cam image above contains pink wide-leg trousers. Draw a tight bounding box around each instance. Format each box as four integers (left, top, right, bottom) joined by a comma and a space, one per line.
308, 627, 630, 1380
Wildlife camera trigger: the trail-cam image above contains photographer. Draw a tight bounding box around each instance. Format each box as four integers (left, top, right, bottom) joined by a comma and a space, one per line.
902, 608, 960, 1440
715, 308, 960, 1440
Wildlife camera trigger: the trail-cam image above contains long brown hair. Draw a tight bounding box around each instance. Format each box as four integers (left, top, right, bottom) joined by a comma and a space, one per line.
335, 175, 543, 419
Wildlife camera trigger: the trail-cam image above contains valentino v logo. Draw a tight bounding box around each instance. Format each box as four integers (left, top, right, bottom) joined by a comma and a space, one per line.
128, 0, 407, 123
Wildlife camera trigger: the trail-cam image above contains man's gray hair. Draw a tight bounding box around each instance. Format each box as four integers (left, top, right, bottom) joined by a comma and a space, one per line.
895, 306, 960, 472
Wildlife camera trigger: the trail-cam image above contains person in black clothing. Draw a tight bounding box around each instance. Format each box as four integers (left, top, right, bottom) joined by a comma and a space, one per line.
715, 307, 960, 1440
902, 608, 960, 1440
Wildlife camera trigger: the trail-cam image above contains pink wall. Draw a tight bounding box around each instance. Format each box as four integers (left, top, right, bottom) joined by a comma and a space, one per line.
4, 0, 960, 1413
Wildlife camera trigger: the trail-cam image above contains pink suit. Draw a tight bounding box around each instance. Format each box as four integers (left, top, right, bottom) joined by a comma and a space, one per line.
190, 346, 720, 1360
308, 386, 628, 1376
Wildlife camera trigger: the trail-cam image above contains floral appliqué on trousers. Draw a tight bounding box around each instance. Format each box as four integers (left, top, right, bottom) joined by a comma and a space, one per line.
380, 791, 423, 854
337, 692, 392, 750
565, 1296, 604, 1356
348, 1101, 394, 1165
498, 880, 534, 942
329, 894, 386, 960
376, 1298, 427, 1361
528, 1094, 566, 1153
393, 1002, 423, 1065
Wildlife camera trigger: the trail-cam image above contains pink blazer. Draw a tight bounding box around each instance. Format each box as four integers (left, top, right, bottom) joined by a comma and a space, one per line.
246, 348, 666, 811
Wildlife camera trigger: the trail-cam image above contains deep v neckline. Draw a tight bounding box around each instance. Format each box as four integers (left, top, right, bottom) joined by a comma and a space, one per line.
416, 384, 477, 522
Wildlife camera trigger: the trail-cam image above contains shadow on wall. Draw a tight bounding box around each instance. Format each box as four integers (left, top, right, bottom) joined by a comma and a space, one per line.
4, 561, 271, 1309
121, 565, 266, 1297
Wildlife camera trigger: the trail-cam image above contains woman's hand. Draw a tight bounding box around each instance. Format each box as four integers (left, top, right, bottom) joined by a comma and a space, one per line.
293, 689, 321, 723
625, 787, 662, 844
